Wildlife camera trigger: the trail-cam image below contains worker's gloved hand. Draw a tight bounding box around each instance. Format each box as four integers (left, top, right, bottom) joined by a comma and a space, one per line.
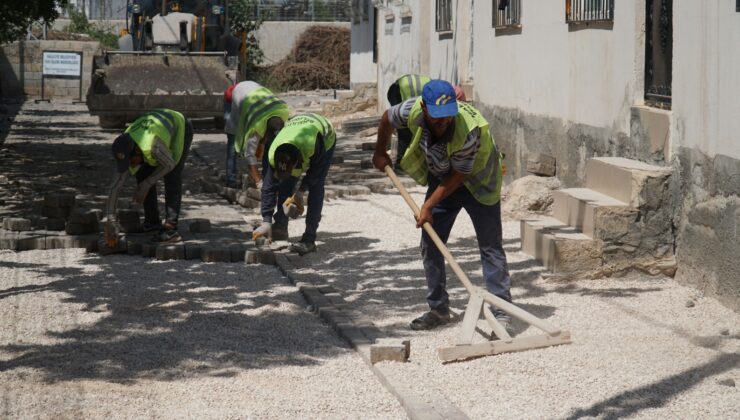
104, 221, 119, 249
252, 222, 272, 241
282, 191, 305, 219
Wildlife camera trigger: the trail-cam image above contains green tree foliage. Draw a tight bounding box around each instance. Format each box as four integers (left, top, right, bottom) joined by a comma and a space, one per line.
0, 0, 69, 44
64, 5, 118, 49
228, 0, 264, 70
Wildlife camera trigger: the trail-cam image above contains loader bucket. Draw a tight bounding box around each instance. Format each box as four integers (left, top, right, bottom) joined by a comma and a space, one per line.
86, 51, 236, 128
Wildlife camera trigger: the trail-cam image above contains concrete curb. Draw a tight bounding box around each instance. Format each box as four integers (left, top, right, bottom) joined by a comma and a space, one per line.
275, 253, 469, 420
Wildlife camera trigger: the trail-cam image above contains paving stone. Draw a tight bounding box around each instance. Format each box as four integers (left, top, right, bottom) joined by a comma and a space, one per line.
156, 243, 185, 261
41, 217, 67, 231
360, 158, 374, 169
229, 243, 247, 262
68, 209, 99, 225
117, 209, 140, 223
0, 231, 19, 250
44, 193, 76, 208
42, 206, 72, 219
347, 185, 372, 196
17, 232, 47, 251
370, 338, 411, 364
245, 248, 276, 265
188, 218, 211, 233
141, 243, 158, 258
201, 245, 231, 262
331, 155, 345, 164
127, 240, 143, 255
65, 222, 99, 235
246, 187, 261, 201
98, 238, 128, 255
3, 217, 32, 231
236, 192, 260, 208
361, 142, 375, 151
184, 242, 203, 260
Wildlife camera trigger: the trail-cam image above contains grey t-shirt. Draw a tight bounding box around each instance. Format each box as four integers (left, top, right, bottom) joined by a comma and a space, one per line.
224, 81, 263, 135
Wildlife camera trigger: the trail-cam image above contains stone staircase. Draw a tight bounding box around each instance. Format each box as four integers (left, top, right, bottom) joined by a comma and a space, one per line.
521, 157, 677, 278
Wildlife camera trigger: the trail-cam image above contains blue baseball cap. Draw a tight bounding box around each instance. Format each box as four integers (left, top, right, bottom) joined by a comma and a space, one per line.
422, 80, 459, 118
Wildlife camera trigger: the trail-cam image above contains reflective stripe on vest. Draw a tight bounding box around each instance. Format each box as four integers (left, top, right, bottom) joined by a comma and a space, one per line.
398, 74, 431, 101
401, 99, 503, 205
125, 109, 185, 171
268, 114, 335, 177
235, 87, 289, 154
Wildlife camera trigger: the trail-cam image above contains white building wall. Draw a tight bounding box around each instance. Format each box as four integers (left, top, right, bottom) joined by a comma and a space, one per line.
472, 0, 642, 133
672, 0, 740, 160
350, 1, 376, 86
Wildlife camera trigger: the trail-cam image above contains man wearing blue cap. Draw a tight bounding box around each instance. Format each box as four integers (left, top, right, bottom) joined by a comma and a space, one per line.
373, 79, 512, 336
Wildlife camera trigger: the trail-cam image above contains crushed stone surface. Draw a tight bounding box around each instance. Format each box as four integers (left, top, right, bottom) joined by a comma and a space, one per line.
0, 249, 405, 419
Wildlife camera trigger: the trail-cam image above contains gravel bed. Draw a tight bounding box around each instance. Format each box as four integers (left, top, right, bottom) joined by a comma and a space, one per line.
286, 192, 740, 419
0, 248, 405, 418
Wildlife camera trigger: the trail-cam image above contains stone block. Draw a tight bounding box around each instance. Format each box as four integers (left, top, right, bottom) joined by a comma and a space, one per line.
229, 243, 247, 262
127, 240, 143, 255
520, 217, 600, 274
65, 222, 98, 235
526, 153, 556, 177
141, 243, 157, 258
201, 246, 231, 262
17, 232, 47, 251
0, 231, 19, 250
361, 142, 376, 151
246, 187, 261, 201
3, 217, 32, 231
370, 339, 410, 364
585, 157, 672, 207
41, 217, 67, 231
245, 248, 276, 265
120, 220, 141, 233
97, 236, 127, 255
331, 155, 345, 164
44, 193, 76, 208
42, 206, 71, 219
184, 243, 202, 260
156, 244, 185, 261
116, 209, 140, 223
188, 218, 211, 233
236, 192, 260, 208
348, 185, 372, 196
360, 158, 373, 169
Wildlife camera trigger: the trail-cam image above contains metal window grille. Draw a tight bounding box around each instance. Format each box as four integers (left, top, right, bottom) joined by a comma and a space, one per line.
248, 0, 352, 22
494, 0, 521, 28
565, 0, 614, 23
436, 0, 452, 32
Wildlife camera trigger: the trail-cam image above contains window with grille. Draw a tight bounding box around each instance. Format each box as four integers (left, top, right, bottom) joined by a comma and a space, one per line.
436, 0, 453, 32
565, 0, 614, 23
494, 0, 521, 28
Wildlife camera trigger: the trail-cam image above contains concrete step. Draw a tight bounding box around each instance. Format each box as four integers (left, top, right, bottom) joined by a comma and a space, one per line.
585, 157, 672, 206
552, 188, 629, 238
520, 217, 601, 274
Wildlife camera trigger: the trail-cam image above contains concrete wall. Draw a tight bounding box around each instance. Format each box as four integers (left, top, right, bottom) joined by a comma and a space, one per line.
670, 0, 740, 311
349, 1, 376, 86
256, 21, 350, 65
0, 41, 101, 99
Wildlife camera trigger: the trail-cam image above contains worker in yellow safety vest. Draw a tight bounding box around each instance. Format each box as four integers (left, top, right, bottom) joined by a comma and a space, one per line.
387, 74, 431, 168
373, 80, 513, 335
105, 109, 193, 244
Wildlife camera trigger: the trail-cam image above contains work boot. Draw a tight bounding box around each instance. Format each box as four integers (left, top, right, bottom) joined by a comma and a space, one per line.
151, 227, 182, 243
490, 309, 514, 340
289, 241, 316, 256
410, 309, 450, 330
272, 224, 289, 241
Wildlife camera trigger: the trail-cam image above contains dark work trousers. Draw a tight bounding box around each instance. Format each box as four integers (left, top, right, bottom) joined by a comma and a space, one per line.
136, 119, 194, 228
224, 101, 237, 187
260, 135, 335, 243
421, 176, 512, 313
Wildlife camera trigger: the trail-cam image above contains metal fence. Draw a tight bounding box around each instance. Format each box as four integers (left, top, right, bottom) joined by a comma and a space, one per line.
249, 0, 352, 22
494, 0, 521, 28
565, 0, 614, 23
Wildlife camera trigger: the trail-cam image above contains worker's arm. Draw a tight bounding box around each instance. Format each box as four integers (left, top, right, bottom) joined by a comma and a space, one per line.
244, 134, 262, 185
105, 170, 129, 222
133, 139, 176, 203
417, 127, 482, 228
372, 110, 394, 171
416, 170, 466, 228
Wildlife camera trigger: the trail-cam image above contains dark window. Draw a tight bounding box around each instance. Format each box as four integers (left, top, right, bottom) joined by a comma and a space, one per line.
565, 0, 614, 23
645, 0, 673, 107
494, 0, 521, 28
436, 0, 453, 32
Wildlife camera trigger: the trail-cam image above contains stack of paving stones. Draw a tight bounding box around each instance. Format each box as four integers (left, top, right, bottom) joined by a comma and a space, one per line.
41, 192, 75, 231
117, 209, 141, 233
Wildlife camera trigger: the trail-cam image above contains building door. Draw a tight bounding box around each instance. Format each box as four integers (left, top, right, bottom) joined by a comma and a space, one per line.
645, 0, 673, 108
